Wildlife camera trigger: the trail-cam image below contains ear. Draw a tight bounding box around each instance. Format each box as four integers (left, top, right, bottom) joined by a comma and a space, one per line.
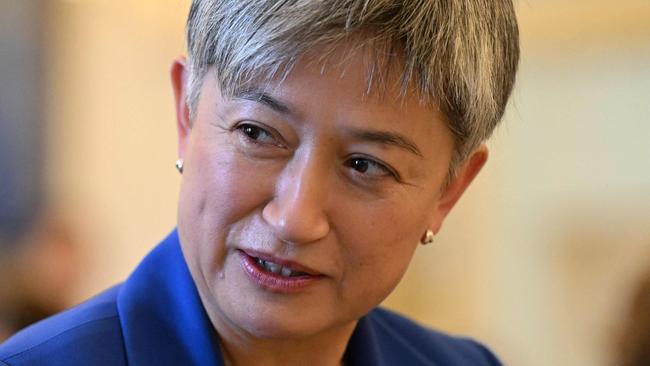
171, 56, 192, 159
429, 144, 489, 234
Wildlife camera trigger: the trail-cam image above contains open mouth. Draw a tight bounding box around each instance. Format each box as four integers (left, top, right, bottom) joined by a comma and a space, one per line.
237, 249, 321, 292
253, 257, 310, 278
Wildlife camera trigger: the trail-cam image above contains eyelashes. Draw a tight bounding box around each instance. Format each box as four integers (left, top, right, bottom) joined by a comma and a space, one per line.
234, 122, 285, 148
344, 156, 399, 180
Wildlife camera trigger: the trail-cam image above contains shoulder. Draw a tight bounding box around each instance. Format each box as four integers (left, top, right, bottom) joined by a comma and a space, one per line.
0, 285, 127, 366
365, 307, 503, 366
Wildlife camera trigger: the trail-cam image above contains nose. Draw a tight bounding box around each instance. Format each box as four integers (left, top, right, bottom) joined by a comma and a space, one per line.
262, 151, 330, 244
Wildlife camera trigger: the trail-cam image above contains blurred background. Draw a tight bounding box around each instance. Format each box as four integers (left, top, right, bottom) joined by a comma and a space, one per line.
1, 1, 649, 365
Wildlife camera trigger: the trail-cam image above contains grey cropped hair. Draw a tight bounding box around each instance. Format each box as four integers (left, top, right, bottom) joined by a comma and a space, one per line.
185, 0, 519, 168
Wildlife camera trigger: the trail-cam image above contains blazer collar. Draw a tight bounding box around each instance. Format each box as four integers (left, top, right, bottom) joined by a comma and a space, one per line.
344, 315, 385, 366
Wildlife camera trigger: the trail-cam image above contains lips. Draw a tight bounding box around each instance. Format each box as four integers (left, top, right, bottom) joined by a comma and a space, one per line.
237, 249, 322, 292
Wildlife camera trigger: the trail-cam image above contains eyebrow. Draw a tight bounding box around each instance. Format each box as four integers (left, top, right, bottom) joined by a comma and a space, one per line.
346, 128, 423, 157
234, 89, 292, 115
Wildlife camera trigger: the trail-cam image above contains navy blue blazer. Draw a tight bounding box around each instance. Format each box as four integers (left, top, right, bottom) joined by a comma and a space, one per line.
0, 230, 503, 366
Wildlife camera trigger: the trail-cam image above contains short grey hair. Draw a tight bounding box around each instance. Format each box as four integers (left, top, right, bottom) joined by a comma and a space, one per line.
185, 0, 519, 168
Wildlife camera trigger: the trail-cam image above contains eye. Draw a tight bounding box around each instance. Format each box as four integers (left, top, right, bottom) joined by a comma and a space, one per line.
235, 123, 281, 146
345, 157, 396, 179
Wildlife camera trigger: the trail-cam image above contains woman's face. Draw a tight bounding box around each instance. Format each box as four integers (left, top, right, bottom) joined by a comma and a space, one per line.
173, 50, 484, 340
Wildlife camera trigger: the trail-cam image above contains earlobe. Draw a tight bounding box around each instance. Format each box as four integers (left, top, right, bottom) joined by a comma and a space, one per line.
429, 145, 489, 233
171, 56, 192, 159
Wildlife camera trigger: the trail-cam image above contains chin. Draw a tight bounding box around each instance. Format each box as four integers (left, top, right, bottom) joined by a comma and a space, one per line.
235, 312, 328, 340
232, 298, 360, 341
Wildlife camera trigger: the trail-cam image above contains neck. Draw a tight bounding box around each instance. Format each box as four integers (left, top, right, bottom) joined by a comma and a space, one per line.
217, 322, 357, 366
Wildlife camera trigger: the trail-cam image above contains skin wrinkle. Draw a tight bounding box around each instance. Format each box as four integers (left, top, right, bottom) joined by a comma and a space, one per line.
346, 128, 423, 158
236, 91, 292, 116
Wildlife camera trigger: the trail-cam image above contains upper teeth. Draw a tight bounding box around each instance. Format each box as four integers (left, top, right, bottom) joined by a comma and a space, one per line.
256, 258, 303, 277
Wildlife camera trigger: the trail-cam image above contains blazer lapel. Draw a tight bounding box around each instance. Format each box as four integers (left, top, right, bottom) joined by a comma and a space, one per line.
117, 230, 223, 366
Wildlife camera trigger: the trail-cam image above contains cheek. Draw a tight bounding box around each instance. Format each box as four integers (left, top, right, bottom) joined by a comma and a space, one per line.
178, 142, 274, 273
336, 200, 423, 307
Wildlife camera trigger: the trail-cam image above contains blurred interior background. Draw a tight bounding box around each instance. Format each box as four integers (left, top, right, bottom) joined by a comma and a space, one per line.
1, 1, 649, 365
